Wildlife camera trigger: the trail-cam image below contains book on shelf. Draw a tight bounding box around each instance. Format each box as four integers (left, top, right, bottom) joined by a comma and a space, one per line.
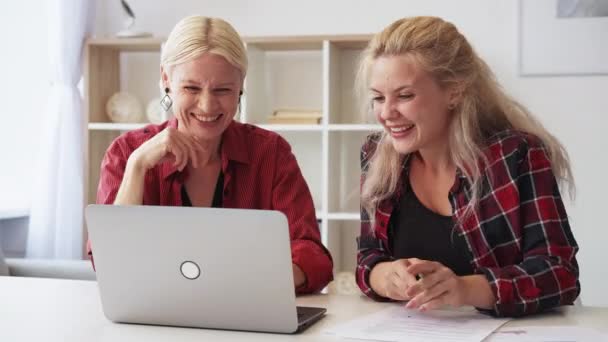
267, 109, 322, 124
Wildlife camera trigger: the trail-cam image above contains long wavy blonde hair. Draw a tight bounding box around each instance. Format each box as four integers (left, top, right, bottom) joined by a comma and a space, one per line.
359, 16, 574, 219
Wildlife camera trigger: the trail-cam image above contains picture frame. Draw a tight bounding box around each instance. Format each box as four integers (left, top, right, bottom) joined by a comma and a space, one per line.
519, 0, 608, 76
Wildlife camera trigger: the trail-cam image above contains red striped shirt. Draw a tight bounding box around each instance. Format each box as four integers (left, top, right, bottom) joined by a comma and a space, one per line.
88, 119, 333, 294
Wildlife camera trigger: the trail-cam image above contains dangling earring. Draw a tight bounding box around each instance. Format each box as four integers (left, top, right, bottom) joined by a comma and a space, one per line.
160, 87, 173, 111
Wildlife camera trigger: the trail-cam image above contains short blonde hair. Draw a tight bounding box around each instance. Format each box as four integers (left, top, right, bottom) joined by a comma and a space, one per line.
161, 15, 248, 78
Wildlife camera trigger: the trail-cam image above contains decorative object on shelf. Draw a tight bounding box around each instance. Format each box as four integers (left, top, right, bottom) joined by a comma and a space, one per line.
146, 98, 166, 124
116, 0, 152, 38
106, 92, 144, 123
267, 109, 322, 124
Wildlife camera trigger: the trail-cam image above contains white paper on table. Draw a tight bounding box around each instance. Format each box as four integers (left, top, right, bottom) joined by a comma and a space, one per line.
485, 326, 608, 342
324, 305, 510, 342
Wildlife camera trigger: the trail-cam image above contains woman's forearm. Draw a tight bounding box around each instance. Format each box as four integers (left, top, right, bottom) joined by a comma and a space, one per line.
369, 262, 392, 297
293, 264, 306, 288
462, 275, 496, 309
113, 157, 147, 205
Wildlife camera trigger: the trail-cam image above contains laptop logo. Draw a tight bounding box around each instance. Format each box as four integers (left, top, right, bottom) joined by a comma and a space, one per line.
180, 261, 201, 280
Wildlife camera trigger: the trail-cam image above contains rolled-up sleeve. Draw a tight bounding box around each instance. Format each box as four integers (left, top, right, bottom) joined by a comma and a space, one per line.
478, 141, 580, 317
272, 136, 333, 294
87, 139, 131, 267
355, 135, 395, 301
356, 221, 394, 301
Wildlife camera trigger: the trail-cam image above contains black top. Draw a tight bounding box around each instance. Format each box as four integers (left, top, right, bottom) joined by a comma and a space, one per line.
388, 180, 474, 276
181, 172, 224, 208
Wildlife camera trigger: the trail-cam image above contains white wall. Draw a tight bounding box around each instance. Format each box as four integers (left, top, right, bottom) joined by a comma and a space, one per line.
96, 0, 608, 306
0, 3, 48, 211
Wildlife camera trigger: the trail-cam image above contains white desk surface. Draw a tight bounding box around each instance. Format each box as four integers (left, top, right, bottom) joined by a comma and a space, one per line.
0, 276, 606, 342
0, 208, 28, 220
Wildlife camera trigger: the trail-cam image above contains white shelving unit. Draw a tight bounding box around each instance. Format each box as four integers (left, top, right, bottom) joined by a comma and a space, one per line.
84, 35, 378, 273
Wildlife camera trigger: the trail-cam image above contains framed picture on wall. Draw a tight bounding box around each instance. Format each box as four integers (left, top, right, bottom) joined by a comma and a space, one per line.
519, 0, 608, 76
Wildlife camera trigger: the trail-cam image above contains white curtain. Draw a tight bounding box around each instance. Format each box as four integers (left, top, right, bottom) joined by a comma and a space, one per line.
27, 0, 95, 259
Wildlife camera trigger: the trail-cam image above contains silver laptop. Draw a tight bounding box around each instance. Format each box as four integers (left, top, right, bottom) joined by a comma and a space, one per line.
85, 204, 326, 334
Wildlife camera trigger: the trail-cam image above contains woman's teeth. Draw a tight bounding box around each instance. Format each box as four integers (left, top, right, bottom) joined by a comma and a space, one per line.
390, 124, 414, 133
192, 114, 221, 122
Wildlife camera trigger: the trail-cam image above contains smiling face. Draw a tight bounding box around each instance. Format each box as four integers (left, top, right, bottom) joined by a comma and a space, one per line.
369, 54, 455, 155
161, 53, 243, 142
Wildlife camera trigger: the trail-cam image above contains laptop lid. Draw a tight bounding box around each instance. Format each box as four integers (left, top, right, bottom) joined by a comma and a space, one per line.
85, 204, 300, 333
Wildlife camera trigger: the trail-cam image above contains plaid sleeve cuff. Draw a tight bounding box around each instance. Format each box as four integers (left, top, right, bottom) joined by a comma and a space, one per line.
477, 266, 540, 317
356, 254, 394, 302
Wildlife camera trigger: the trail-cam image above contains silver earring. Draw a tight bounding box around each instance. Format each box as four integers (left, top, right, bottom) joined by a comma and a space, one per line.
160, 87, 173, 111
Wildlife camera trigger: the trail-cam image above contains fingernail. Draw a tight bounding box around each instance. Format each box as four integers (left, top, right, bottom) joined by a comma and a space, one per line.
419, 305, 427, 312
406, 301, 415, 309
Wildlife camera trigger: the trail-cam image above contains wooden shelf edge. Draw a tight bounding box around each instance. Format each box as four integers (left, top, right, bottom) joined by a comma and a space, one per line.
326, 212, 360, 221
88, 122, 148, 131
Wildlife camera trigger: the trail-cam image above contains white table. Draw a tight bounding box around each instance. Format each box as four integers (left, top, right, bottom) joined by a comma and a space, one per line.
0, 208, 28, 220
0, 276, 606, 341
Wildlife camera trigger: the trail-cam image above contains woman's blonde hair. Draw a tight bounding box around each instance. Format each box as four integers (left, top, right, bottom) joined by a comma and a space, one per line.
358, 16, 574, 220
160, 15, 248, 82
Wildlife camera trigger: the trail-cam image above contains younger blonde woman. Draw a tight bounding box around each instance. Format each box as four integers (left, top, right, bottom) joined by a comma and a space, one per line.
356, 16, 580, 317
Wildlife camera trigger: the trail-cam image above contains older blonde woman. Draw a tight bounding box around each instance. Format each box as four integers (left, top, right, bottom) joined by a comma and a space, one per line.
88, 16, 333, 294
356, 16, 580, 316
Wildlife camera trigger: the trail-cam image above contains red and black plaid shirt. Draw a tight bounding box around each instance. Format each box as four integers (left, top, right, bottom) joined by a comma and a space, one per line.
88, 119, 333, 294
356, 130, 580, 317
